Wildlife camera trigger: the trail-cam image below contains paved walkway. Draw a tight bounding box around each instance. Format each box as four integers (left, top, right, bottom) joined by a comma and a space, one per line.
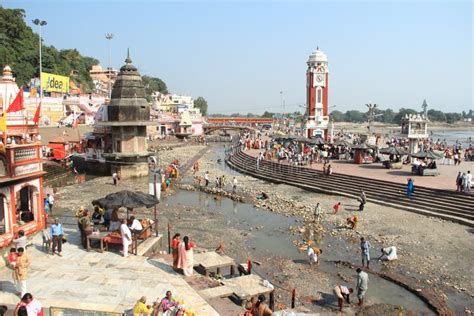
0, 228, 219, 315
246, 146, 474, 192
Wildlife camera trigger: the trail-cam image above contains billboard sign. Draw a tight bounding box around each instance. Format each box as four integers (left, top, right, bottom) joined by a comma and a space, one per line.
41, 72, 70, 93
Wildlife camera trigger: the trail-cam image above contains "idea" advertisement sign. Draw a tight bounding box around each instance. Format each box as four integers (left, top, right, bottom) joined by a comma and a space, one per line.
41, 72, 70, 93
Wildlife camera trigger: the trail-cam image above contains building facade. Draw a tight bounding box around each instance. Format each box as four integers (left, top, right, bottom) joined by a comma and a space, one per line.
305, 48, 329, 139
0, 66, 45, 249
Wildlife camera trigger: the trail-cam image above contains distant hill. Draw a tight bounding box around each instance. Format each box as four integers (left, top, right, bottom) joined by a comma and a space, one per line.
0, 6, 168, 96
0, 7, 99, 92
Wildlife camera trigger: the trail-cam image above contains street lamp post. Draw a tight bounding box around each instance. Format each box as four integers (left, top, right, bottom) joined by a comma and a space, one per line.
105, 33, 114, 99
33, 19, 47, 115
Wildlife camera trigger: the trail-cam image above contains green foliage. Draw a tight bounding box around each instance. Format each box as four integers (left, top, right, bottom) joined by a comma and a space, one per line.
427, 109, 446, 122
380, 108, 395, 123
0, 6, 100, 92
262, 111, 274, 118
344, 110, 366, 123
393, 108, 418, 124
194, 96, 208, 115
329, 110, 344, 122
445, 112, 462, 124
142, 75, 168, 101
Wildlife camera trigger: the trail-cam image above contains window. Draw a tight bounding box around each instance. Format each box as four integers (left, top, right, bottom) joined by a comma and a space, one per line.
317, 88, 322, 104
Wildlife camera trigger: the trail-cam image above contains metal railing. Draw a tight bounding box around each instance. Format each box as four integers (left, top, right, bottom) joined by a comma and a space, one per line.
131, 224, 154, 255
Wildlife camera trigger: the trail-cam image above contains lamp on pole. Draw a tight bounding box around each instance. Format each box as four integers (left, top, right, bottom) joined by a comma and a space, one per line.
33, 19, 47, 112
105, 33, 114, 99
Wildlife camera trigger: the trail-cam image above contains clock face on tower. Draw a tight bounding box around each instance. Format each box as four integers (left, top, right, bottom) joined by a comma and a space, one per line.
314, 73, 325, 87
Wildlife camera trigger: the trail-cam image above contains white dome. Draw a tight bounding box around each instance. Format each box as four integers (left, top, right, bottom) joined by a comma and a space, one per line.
308, 48, 328, 63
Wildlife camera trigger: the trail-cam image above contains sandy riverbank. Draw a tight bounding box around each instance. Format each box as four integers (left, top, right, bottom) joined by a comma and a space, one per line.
49, 143, 473, 314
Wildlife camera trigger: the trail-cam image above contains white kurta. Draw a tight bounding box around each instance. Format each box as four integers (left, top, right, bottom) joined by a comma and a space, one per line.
382, 246, 398, 261
120, 224, 132, 257
26, 298, 42, 316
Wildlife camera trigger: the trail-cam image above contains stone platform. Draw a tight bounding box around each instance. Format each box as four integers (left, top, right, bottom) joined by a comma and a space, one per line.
0, 229, 218, 315
246, 147, 474, 192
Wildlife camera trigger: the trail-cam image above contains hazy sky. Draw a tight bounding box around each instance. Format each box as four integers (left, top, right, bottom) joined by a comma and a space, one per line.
3, 0, 473, 114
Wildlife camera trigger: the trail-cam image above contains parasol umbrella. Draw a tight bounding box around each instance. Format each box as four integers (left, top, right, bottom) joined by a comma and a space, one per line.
379, 147, 408, 156
410, 150, 444, 160
92, 190, 159, 219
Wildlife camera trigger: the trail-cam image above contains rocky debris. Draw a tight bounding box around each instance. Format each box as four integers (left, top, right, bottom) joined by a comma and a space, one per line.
177, 183, 244, 202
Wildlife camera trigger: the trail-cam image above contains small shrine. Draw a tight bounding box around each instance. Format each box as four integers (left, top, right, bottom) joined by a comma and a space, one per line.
175, 110, 193, 139
94, 50, 153, 178
401, 113, 429, 156
0, 65, 45, 249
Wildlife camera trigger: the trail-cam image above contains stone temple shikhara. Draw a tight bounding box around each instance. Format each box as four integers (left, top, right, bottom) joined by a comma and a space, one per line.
94, 49, 153, 178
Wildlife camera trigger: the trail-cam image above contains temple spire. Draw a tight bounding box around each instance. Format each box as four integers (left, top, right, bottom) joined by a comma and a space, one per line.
125, 48, 132, 64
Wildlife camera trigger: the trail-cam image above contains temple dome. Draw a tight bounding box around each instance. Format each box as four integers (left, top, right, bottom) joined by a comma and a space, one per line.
110, 49, 147, 106
307, 48, 328, 64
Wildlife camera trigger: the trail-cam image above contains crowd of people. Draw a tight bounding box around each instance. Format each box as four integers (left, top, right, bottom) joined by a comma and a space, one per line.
6, 233, 44, 316
131, 292, 186, 316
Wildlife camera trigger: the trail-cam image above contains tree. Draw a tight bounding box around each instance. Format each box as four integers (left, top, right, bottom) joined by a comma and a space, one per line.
142, 75, 168, 101
343, 110, 366, 123
381, 109, 395, 123
262, 111, 274, 118
427, 109, 446, 122
194, 96, 208, 115
0, 7, 100, 92
445, 113, 462, 124
393, 108, 418, 124
330, 110, 344, 122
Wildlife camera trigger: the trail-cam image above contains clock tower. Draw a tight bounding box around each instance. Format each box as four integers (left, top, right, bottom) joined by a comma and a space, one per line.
305, 47, 329, 139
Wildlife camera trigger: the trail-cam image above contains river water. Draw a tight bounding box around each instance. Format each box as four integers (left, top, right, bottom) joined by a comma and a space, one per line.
162, 190, 435, 314
430, 129, 473, 145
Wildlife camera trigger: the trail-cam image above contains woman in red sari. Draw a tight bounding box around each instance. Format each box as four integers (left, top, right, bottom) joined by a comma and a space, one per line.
171, 233, 181, 270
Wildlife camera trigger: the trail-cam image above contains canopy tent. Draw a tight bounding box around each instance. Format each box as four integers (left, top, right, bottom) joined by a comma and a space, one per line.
411, 150, 444, 159
379, 147, 408, 156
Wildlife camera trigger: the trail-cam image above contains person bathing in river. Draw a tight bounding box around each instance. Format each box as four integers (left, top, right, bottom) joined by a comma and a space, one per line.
378, 246, 398, 261
360, 237, 371, 268
356, 268, 369, 307
314, 203, 322, 222
333, 202, 341, 214
306, 242, 322, 267
347, 215, 358, 229
333, 285, 353, 312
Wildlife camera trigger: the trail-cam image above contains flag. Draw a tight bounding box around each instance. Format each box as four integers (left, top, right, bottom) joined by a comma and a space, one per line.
0, 113, 6, 133
7, 88, 24, 113
33, 104, 41, 124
